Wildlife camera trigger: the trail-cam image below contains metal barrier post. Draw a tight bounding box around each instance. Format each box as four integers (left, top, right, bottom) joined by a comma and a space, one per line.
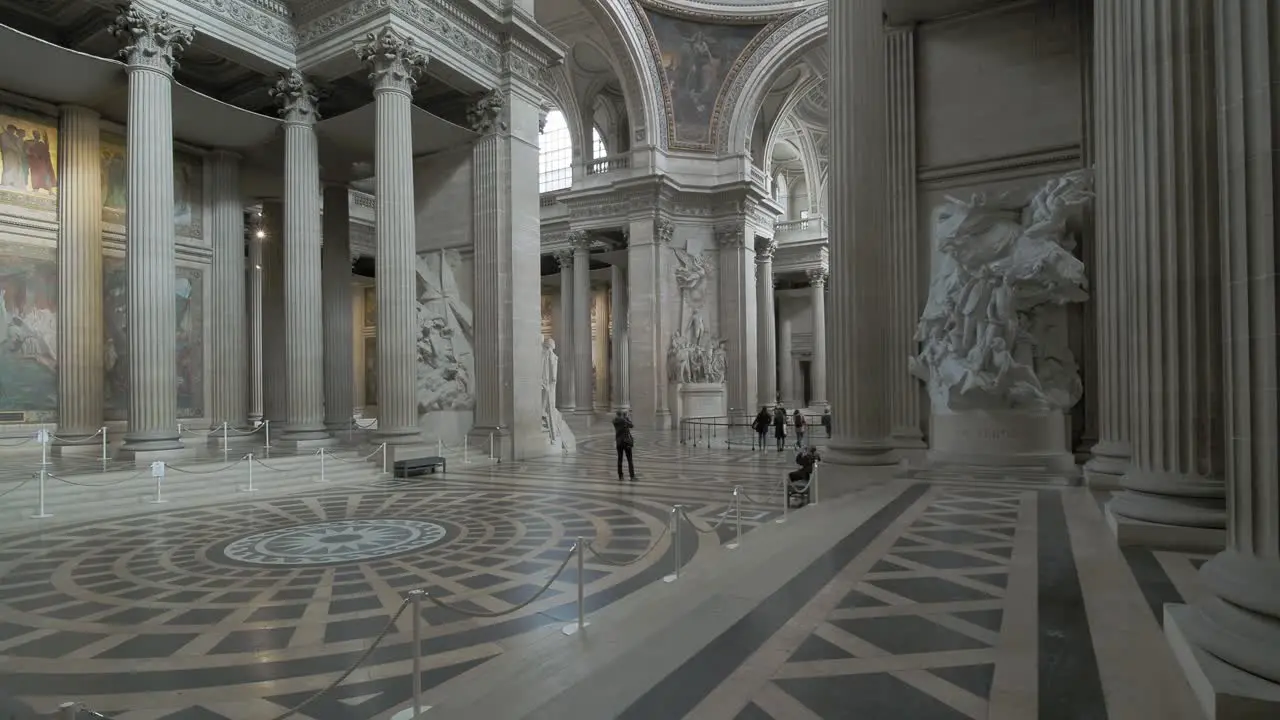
100, 426, 108, 461
778, 477, 788, 524
727, 487, 742, 550
488, 432, 495, 460
32, 467, 51, 519
562, 538, 589, 636
38, 427, 49, 467
264, 420, 271, 448
58, 702, 80, 720
243, 453, 256, 492
409, 589, 425, 716
148, 461, 167, 504
318, 448, 327, 482
463, 436, 469, 464
812, 462, 820, 505
381, 443, 388, 475
663, 506, 681, 583
222, 421, 229, 449
437, 438, 443, 456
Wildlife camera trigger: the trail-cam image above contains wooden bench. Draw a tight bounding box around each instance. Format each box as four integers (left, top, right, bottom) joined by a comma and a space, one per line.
392, 456, 447, 478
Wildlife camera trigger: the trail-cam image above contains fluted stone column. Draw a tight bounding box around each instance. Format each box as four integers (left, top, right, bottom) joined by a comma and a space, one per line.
715, 224, 758, 414
1105, 0, 1226, 549
260, 202, 287, 425
807, 268, 829, 411
826, 0, 896, 465
247, 220, 264, 425
1083, 0, 1134, 487
1165, 2, 1280, 711
610, 263, 630, 411
885, 27, 925, 448
205, 151, 248, 437
570, 232, 593, 414
755, 239, 777, 409
555, 250, 576, 411
778, 311, 795, 406
322, 185, 354, 431
270, 70, 329, 445
357, 28, 427, 446
111, 5, 191, 456
627, 218, 672, 429
54, 106, 103, 444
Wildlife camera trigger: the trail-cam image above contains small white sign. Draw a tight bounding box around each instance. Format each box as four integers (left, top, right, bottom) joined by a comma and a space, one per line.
150, 460, 166, 478
34, 429, 49, 444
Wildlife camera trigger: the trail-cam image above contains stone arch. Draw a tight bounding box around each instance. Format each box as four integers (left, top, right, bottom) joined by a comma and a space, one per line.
718, 4, 827, 155
576, 0, 668, 150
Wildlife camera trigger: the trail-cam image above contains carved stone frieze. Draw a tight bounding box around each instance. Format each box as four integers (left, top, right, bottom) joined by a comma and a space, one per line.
182, 0, 296, 49
111, 5, 193, 73
299, 0, 500, 74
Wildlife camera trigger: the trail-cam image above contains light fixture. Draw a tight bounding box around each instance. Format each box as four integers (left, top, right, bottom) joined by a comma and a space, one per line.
256, 230, 266, 239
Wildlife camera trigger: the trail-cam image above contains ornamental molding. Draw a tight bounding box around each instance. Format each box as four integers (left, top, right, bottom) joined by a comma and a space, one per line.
148, 0, 297, 51
716, 3, 826, 153
634, 0, 800, 24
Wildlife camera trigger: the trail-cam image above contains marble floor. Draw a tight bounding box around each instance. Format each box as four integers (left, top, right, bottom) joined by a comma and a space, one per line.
0, 421, 1209, 719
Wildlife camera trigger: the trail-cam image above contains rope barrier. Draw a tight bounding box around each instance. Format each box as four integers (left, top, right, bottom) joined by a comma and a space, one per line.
321, 445, 384, 464
46, 468, 148, 488
251, 455, 297, 473
679, 504, 734, 535
584, 522, 670, 567
421, 542, 578, 618
0, 436, 33, 446
48, 428, 104, 444
166, 455, 248, 475
0, 478, 32, 499
266, 597, 412, 720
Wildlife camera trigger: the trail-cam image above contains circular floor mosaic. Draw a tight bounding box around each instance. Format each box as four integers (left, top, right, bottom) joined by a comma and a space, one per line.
220, 518, 449, 566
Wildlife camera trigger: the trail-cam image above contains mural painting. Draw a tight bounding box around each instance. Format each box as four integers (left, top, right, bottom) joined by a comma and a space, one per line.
363, 335, 377, 406
644, 12, 764, 146
0, 245, 57, 417
103, 258, 205, 419
100, 133, 204, 237
0, 105, 58, 209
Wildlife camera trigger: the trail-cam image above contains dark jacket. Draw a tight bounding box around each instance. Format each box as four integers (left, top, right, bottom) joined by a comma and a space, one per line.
613, 416, 634, 448
752, 411, 770, 433
772, 409, 787, 437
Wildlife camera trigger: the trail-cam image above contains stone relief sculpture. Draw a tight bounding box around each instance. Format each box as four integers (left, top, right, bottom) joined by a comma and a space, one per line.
668, 245, 726, 384
415, 250, 475, 414
910, 170, 1092, 413
540, 337, 575, 450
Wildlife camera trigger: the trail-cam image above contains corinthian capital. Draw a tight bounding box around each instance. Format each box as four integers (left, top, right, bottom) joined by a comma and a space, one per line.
355, 28, 428, 94
468, 90, 508, 134
270, 69, 320, 124
110, 3, 192, 74
807, 267, 828, 288
755, 238, 778, 262
714, 225, 744, 249
566, 230, 591, 250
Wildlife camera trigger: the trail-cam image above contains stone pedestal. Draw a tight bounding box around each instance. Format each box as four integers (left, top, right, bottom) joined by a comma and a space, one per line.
676, 382, 727, 425
917, 411, 1077, 483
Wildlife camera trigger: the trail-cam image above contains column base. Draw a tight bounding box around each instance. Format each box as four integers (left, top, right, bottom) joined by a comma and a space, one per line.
274, 437, 336, 451
374, 426, 423, 447
1103, 502, 1226, 551
114, 446, 191, 465
824, 439, 898, 467
205, 425, 261, 450
278, 423, 332, 444
1166, 604, 1280, 720
1083, 441, 1130, 489
119, 430, 183, 455
890, 426, 928, 449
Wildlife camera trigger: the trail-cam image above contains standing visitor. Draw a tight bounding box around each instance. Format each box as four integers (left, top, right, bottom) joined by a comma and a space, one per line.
613, 410, 635, 481
822, 408, 832, 438
793, 409, 807, 449
752, 407, 771, 450
772, 405, 788, 452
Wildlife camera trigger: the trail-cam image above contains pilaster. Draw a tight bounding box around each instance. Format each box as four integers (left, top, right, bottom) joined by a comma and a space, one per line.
205, 150, 248, 435
825, 0, 897, 466
1105, 0, 1226, 550
778, 312, 795, 406
627, 217, 672, 429
322, 184, 354, 431
260, 201, 286, 425
715, 223, 758, 415
755, 238, 777, 410
611, 263, 630, 411
111, 4, 191, 456
569, 231, 593, 414
271, 69, 330, 445
1165, 2, 1280, 715
885, 26, 925, 448
807, 268, 829, 412
554, 250, 576, 411
357, 28, 427, 447
54, 106, 103, 442
247, 219, 264, 424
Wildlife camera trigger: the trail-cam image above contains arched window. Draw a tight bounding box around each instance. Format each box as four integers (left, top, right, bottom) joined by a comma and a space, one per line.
540, 110, 573, 193
591, 127, 608, 160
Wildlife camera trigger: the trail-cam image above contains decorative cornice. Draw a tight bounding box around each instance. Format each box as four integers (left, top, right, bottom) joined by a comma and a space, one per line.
182, 0, 296, 49
111, 4, 193, 74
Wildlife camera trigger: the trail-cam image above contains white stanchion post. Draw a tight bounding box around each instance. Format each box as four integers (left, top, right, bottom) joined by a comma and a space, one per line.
263, 420, 271, 449
177, 422, 183, 436
488, 432, 494, 460
318, 448, 327, 483
58, 702, 80, 720
222, 421, 229, 449
37, 427, 49, 467
242, 453, 256, 493
727, 487, 742, 550
812, 462, 820, 505
410, 589, 425, 715
148, 461, 168, 504
463, 436, 469, 464
381, 443, 388, 475
437, 438, 443, 456
100, 426, 108, 461
663, 506, 681, 583
778, 476, 788, 524
562, 538, 589, 636
32, 467, 52, 519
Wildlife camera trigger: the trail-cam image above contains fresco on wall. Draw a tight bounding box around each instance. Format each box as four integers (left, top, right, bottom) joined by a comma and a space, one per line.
416, 250, 474, 413
0, 246, 57, 416
100, 134, 204, 237
0, 105, 58, 209
103, 258, 205, 419
645, 12, 764, 146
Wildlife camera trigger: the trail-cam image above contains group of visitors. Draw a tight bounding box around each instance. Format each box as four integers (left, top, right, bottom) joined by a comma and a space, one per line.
751, 405, 831, 451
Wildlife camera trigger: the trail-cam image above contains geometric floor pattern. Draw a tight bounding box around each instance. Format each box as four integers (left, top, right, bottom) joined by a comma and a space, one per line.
0, 426, 791, 719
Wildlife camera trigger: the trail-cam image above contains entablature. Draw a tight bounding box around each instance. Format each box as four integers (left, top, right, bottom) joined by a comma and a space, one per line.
773, 238, 827, 278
